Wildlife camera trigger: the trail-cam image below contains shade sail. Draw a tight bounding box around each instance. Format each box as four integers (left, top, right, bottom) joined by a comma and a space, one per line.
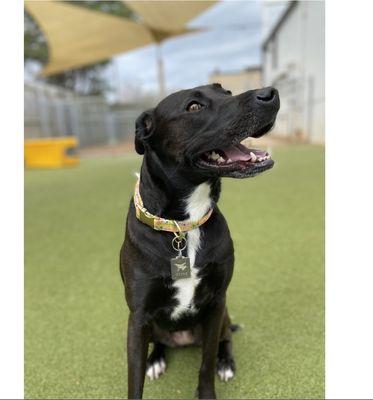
124, 1, 215, 32
25, 0, 216, 76
25, 1, 154, 75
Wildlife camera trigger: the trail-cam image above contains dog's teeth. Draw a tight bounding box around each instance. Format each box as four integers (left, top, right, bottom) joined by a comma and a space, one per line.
217, 156, 225, 163
250, 152, 257, 162
227, 158, 232, 163
258, 157, 263, 162
210, 151, 220, 161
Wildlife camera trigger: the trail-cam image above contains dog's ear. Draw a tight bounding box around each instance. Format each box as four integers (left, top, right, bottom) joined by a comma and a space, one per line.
135, 109, 155, 155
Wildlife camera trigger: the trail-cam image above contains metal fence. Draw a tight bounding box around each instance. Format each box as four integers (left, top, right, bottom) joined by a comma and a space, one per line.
24, 81, 150, 148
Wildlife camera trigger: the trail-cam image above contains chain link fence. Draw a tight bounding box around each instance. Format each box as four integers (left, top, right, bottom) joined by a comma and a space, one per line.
24, 81, 152, 148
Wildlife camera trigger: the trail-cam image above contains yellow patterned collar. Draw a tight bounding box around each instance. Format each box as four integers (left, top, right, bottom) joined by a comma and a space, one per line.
133, 178, 213, 233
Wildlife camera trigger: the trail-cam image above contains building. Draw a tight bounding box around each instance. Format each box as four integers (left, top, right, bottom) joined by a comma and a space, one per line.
209, 66, 262, 95
262, 1, 325, 143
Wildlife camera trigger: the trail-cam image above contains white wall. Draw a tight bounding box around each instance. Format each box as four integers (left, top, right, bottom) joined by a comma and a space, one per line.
263, 1, 325, 143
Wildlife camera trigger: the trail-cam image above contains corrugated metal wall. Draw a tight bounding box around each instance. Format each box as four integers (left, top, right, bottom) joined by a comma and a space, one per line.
262, 1, 325, 143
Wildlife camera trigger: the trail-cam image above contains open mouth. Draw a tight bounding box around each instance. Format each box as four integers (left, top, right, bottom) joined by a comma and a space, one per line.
193, 117, 277, 178
194, 119, 276, 177
196, 142, 274, 177
201, 144, 271, 166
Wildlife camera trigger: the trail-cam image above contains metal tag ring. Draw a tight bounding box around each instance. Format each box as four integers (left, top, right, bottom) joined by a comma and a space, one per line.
172, 236, 187, 252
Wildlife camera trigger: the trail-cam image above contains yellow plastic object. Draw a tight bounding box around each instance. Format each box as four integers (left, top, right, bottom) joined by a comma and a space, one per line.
24, 137, 79, 168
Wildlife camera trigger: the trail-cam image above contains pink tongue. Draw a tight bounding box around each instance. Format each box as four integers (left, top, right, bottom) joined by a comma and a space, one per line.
222, 144, 252, 162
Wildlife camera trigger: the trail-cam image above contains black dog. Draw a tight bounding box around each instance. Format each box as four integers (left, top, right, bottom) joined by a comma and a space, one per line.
120, 83, 279, 399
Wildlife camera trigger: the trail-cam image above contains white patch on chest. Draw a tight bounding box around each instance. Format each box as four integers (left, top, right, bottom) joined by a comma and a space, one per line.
170, 182, 211, 320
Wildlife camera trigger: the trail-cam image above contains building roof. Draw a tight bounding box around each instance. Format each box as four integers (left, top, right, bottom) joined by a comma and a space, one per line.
262, 1, 297, 49
212, 65, 261, 76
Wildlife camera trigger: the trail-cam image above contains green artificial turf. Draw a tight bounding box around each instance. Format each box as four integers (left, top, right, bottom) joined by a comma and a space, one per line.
25, 145, 324, 399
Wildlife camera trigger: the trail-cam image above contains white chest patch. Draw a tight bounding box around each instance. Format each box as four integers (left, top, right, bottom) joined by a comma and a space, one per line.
170, 182, 211, 320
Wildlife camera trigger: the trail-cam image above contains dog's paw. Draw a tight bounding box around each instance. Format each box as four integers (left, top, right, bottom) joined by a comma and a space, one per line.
217, 358, 235, 382
146, 358, 166, 380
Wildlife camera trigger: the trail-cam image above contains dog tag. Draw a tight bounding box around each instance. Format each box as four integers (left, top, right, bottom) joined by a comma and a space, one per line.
170, 256, 191, 280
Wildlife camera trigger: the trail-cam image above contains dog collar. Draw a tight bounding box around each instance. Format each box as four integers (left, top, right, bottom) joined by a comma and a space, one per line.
133, 178, 213, 233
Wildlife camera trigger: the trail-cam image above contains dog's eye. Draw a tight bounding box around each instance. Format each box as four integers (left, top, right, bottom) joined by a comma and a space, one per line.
186, 101, 203, 112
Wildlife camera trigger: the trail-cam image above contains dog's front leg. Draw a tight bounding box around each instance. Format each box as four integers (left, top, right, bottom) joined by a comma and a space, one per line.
127, 311, 150, 399
197, 299, 226, 399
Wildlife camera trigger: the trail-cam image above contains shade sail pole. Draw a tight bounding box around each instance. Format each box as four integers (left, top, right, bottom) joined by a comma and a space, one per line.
156, 43, 165, 99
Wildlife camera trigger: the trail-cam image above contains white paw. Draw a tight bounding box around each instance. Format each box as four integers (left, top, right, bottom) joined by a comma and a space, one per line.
146, 359, 166, 380
218, 366, 234, 382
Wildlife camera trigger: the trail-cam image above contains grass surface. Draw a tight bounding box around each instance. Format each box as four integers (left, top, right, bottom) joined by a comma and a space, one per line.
25, 145, 324, 399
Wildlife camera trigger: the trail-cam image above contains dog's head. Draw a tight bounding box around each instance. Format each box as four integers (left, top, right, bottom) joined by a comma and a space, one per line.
135, 83, 280, 179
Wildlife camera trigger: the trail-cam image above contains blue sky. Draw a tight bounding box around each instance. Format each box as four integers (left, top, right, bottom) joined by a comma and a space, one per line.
109, 0, 288, 99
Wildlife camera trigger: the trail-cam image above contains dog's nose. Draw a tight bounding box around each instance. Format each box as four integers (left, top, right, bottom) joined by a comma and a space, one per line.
256, 87, 278, 103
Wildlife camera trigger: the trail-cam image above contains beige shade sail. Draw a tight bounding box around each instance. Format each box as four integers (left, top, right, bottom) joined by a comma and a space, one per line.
124, 1, 215, 32
25, 0, 216, 76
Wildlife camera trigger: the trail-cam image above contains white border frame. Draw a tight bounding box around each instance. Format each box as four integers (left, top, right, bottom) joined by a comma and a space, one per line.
326, 0, 373, 398
0, 0, 24, 398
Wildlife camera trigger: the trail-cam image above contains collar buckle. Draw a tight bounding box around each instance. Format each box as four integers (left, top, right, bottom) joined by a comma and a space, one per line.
138, 209, 155, 229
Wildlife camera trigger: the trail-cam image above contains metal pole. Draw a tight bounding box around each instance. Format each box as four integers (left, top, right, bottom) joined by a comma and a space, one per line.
156, 43, 165, 99
111, 60, 123, 103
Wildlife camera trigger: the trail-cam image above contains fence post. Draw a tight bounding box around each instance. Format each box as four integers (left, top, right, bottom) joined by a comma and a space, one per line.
36, 88, 51, 137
